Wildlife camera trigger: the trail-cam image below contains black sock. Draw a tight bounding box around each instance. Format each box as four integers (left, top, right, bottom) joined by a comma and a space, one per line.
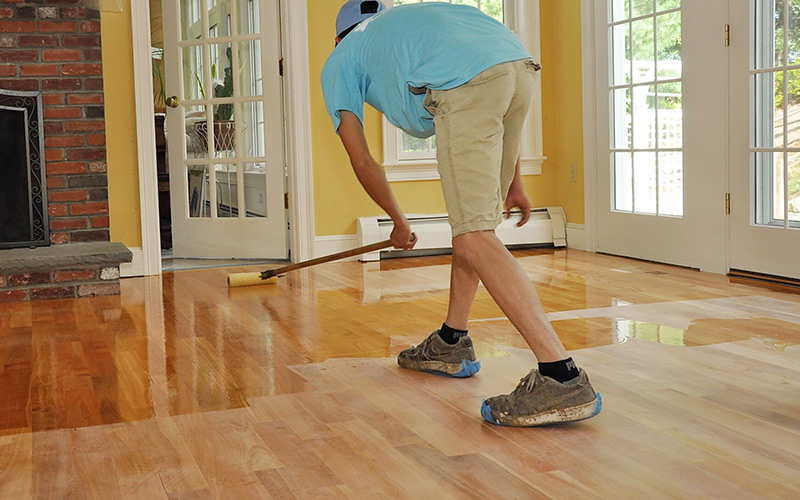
538, 357, 579, 383
437, 322, 468, 345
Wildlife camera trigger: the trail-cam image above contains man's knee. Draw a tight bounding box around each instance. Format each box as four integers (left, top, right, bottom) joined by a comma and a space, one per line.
452, 230, 496, 262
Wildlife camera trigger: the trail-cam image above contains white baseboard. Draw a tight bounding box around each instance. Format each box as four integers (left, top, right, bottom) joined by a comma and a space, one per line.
565, 223, 586, 250
120, 247, 145, 278
314, 235, 360, 261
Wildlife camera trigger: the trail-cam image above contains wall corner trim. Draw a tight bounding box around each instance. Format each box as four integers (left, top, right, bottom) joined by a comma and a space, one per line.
565, 223, 586, 251
120, 246, 145, 277
130, 0, 162, 275
282, 0, 316, 264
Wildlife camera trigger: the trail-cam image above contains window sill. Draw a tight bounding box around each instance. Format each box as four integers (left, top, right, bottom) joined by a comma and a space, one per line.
383, 156, 546, 182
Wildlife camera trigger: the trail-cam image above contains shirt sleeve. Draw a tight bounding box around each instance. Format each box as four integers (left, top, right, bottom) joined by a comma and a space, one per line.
321, 52, 366, 134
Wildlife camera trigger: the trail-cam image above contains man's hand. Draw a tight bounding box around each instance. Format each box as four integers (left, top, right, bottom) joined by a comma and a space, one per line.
391, 218, 417, 249
504, 186, 532, 227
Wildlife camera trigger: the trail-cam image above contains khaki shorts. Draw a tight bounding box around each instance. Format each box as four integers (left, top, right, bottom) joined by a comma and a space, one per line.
424, 59, 538, 237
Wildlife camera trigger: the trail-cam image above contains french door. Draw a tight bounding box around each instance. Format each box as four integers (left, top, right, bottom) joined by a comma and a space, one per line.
729, 0, 800, 279
592, 0, 729, 272
163, 0, 287, 259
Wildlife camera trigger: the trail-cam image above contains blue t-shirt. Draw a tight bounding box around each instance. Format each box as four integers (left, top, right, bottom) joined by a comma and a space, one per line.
321, 3, 532, 138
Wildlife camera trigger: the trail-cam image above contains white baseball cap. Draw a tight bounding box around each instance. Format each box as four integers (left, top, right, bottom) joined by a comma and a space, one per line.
336, 0, 386, 38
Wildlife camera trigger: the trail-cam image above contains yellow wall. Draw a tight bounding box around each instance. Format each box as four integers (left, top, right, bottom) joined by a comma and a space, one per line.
542, 0, 585, 224
102, 0, 142, 248
307, 1, 580, 236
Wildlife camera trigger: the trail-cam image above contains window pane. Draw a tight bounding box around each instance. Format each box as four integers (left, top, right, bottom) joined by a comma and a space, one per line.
754, 71, 785, 148
401, 132, 436, 158
658, 152, 682, 216
634, 152, 657, 214
240, 101, 265, 157
181, 0, 204, 41
656, 11, 681, 80
656, 0, 679, 12
208, 0, 229, 37
789, 153, 800, 223
612, 88, 632, 149
612, 0, 630, 22
211, 42, 232, 100
243, 163, 267, 218
182, 45, 205, 101
755, 151, 784, 224
215, 163, 238, 218
632, 84, 655, 149
789, 0, 800, 65
631, 0, 653, 17
237, 0, 260, 36
185, 105, 208, 159
212, 103, 236, 157
756, 0, 785, 69
238, 40, 263, 97
789, 69, 800, 148
631, 17, 655, 84
187, 166, 210, 217
614, 152, 633, 212
612, 23, 631, 85
657, 82, 682, 148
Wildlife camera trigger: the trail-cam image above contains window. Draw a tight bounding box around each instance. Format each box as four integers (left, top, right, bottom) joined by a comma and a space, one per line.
608, 0, 683, 216
382, 0, 544, 181
753, 0, 800, 228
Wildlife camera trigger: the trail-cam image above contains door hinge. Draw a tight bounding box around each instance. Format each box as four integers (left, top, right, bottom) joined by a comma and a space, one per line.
279, 58, 284, 76
724, 24, 730, 46
725, 193, 731, 214
284, 192, 289, 209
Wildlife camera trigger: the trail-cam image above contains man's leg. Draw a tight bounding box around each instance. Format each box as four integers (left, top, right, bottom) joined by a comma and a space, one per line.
396, 246, 481, 377
444, 251, 480, 331
452, 230, 566, 362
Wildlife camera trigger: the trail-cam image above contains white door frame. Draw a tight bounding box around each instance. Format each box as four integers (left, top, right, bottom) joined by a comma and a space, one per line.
581, 0, 599, 253
129, 0, 315, 276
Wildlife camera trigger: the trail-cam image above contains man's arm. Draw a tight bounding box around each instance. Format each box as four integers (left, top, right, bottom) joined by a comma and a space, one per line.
504, 157, 531, 227
337, 110, 416, 249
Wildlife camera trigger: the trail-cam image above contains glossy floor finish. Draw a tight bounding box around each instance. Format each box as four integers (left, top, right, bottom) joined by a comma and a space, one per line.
1, 248, 799, 499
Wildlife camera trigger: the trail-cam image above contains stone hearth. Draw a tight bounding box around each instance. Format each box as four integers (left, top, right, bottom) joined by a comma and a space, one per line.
0, 0, 130, 301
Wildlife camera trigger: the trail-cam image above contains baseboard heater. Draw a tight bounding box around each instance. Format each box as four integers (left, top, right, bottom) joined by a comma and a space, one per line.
357, 207, 566, 262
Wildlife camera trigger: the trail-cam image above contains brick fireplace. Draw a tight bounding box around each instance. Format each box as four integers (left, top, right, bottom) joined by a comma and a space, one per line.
0, 0, 131, 302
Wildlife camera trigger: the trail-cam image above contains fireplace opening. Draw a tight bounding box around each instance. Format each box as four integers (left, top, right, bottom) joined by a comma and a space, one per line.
0, 90, 49, 249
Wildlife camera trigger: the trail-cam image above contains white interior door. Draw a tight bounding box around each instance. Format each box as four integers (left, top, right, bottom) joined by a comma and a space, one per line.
729, 0, 800, 279
592, 0, 729, 272
163, 0, 287, 259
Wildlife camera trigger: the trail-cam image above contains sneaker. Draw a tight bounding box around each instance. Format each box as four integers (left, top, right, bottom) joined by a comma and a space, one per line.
397, 330, 481, 378
480, 369, 602, 426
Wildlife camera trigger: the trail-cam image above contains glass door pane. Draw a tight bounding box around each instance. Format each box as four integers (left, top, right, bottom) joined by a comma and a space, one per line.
753, 0, 800, 229
609, 0, 683, 216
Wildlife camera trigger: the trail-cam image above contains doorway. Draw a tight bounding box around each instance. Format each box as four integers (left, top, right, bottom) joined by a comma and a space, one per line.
150, 0, 289, 270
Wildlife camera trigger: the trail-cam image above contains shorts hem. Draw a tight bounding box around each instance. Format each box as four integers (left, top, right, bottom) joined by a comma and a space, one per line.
451, 219, 502, 238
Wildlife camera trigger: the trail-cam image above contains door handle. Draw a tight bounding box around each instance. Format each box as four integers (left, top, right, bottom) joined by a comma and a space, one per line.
166, 96, 180, 108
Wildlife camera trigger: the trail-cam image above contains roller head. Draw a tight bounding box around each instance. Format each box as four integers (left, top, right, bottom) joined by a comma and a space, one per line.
227, 272, 279, 287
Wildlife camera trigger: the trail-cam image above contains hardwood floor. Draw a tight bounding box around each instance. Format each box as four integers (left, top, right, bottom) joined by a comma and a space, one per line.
1, 248, 799, 499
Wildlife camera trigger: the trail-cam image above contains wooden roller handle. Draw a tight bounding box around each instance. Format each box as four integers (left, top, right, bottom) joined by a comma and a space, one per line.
260, 237, 398, 280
